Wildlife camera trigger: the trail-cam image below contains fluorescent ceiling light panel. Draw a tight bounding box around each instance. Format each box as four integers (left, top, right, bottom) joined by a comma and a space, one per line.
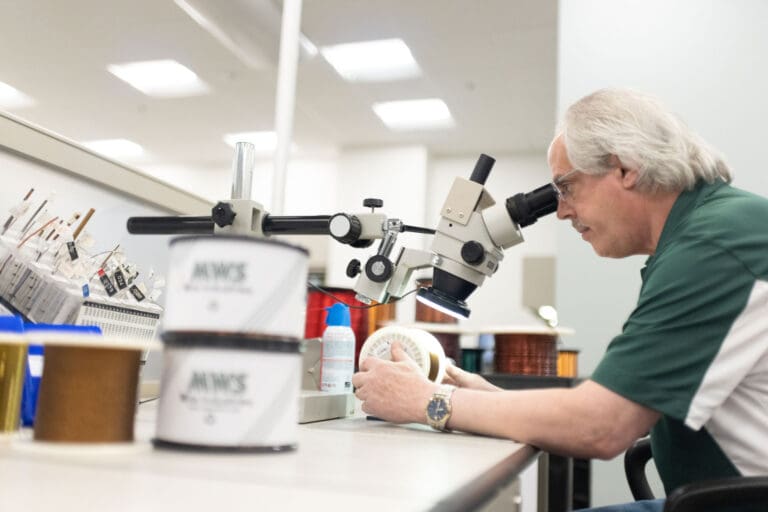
320, 38, 421, 82
82, 139, 145, 159
372, 98, 455, 131
0, 81, 35, 109
107, 60, 210, 97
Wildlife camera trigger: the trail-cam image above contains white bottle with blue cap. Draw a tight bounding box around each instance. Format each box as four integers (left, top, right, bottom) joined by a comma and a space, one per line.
320, 303, 355, 393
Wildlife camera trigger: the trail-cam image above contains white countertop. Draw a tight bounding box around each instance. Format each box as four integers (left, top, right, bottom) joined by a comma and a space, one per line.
0, 401, 537, 512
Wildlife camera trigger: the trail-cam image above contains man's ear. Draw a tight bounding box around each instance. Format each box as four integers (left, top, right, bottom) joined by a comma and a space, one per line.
620, 167, 640, 189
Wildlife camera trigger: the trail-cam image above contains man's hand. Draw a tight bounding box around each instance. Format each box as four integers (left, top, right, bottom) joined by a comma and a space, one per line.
443, 364, 501, 391
352, 340, 436, 424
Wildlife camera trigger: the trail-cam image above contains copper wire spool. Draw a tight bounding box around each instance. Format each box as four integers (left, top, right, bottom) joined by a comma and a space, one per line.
557, 349, 579, 378
33, 342, 144, 443
493, 333, 558, 376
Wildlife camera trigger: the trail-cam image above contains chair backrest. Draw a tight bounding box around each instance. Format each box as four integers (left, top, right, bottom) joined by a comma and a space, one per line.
624, 437, 655, 501
625, 437, 768, 512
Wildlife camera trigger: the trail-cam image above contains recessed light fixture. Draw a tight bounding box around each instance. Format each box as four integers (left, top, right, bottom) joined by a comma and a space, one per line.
0, 81, 35, 109
223, 131, 297, 154
107, 59, 210, 98
372, 98, 455, 131
82, 139, 145, 159
320, 38, 420, 82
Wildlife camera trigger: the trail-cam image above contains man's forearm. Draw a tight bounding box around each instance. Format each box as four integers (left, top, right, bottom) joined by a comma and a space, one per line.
447, 380, 659, 460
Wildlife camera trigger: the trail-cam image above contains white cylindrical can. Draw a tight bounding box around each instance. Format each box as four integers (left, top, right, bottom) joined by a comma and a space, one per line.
162, 236, 308, 339
155, 333, 301, 451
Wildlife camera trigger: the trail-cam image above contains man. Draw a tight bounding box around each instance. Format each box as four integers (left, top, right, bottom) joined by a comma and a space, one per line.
352, 88, 768, 511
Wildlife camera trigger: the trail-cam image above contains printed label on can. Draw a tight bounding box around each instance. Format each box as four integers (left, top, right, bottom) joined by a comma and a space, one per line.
163, 238, 308, 338
155, 347, 300, 447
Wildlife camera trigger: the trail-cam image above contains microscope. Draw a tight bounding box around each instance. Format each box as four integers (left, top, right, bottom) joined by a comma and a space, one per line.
127, 143, 559, 318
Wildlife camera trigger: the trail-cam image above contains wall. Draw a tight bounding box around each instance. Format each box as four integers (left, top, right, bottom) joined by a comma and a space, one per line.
557, 0, 768, 505
144, 156, 340, 271
325, 146, 429, 322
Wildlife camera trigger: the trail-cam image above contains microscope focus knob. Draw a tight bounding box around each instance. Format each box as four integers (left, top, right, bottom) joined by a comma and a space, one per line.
346, 259, 362, 278
363, 198, 383, 210
329, 213, 362, 244
365, 255, 393, 283
212, 202, 237, 228
461, 241, 486, 265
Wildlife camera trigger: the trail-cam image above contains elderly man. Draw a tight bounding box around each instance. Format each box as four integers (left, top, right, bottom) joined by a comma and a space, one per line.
352, 88, 768, 512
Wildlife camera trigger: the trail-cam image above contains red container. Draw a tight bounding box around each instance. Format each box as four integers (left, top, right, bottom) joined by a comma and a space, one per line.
304, 288, 369, 367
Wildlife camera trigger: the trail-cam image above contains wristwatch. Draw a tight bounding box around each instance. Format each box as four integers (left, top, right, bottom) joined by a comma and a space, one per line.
426, 384, 456, 432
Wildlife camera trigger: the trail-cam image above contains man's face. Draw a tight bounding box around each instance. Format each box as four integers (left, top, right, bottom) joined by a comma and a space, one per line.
548, 137, 645, 258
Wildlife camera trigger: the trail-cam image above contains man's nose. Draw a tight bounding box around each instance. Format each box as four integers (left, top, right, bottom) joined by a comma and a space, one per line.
556, 199, 572, 219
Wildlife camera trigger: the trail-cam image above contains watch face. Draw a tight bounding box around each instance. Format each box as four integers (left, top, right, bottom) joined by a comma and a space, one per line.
427, 398, 448, 421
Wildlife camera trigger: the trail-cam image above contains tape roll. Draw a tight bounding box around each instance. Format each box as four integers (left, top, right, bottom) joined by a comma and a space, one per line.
359, 326, 447, 383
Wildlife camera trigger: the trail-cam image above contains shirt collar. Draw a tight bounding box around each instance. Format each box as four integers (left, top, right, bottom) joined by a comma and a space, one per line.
647, 179, 727, 264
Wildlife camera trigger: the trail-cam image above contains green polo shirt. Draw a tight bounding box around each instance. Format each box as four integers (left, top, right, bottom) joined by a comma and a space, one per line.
591, 179, 768, 494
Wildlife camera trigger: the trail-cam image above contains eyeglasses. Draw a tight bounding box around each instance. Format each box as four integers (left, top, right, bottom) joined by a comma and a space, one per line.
552, 168, 582, 204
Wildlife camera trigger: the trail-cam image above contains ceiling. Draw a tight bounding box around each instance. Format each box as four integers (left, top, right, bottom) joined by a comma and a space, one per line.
0, 0, 557, 176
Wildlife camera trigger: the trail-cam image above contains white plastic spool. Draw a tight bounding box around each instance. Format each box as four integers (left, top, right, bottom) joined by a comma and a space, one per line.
359, 326, 447, 383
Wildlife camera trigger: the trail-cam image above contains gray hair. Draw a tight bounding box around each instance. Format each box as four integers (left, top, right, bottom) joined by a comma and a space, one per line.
559, 88, 732, 192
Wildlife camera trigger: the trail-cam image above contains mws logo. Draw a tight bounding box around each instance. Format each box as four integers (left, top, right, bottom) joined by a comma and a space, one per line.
187, 371, 248, 394
191, 262, 246, 282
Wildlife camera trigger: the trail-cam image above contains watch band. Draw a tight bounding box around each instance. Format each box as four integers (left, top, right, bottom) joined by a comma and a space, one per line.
426, 384, 456, 432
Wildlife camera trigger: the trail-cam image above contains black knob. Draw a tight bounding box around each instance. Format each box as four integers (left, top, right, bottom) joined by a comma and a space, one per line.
363, 198, 383, 210
329, 213, 362, 244
350, 239, 375, 249
364, 255, 393, 283
461, 241, 485, 265
346, 259, 362, 278
212, 202, 237, 228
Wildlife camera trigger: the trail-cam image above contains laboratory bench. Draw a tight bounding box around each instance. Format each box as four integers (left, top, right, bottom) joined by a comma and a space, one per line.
0, 400, 541, 512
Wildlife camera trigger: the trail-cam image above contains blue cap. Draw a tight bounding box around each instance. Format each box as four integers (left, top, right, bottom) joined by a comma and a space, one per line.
0, 315, 24, 333
24, 323, 102, 334
325, 303, 351, 327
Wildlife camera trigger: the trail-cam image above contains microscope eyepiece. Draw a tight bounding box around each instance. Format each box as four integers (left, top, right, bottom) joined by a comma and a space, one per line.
505, 183, 559, 228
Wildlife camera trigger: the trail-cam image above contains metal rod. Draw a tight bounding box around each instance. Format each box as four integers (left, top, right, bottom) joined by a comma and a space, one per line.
271, 0, 303, 215
262, 215, 330, 235
73, 208, 95, 239
17, 216, 59, 248
231, 142, 255, 200
126, 216, 214, 235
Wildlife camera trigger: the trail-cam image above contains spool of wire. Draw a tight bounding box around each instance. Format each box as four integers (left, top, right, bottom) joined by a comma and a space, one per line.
25, 332, 159, 443
494, 332, 557, 376
359, 326, 447, 382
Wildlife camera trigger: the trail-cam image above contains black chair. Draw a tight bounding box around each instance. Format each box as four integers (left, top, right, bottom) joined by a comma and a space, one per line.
624, 437, 768, 512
